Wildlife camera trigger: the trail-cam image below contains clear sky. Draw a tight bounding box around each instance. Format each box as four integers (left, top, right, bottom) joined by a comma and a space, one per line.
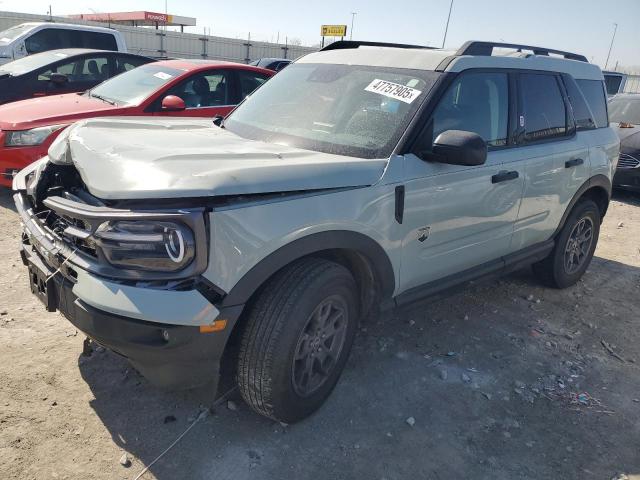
0, 0, 638, 71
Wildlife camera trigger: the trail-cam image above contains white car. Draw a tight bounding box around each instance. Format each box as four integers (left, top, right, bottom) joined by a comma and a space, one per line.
0, 22, 127, 65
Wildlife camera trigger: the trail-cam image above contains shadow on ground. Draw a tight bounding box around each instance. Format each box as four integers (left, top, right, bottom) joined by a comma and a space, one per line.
78, 257, 640, 480
0, 187, 16, 213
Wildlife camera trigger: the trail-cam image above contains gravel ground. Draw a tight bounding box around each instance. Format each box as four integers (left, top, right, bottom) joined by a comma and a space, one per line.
1, 187, 639, 480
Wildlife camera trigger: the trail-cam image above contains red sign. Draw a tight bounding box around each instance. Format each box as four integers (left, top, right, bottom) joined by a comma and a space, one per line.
144, 12, 168, 22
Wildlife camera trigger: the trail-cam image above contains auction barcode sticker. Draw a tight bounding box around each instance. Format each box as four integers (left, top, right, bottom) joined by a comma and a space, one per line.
364, 79, 422, 104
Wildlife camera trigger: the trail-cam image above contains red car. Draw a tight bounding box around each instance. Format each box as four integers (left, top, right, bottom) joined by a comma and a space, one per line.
0, 59, 273, 186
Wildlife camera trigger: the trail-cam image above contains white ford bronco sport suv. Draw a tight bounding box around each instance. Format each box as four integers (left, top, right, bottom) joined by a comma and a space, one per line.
14, 41, 619, 423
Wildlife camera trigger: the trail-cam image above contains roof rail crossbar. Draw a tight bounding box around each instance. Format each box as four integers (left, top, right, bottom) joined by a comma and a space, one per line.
456, 41, 588, 62
320, 40, 435, 52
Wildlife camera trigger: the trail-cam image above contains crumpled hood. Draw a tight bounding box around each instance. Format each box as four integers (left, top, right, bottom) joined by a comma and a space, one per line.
53, 117, 388, 200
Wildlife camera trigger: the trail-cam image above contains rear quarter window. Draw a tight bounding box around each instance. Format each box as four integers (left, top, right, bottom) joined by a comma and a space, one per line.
576, 79, 608, 128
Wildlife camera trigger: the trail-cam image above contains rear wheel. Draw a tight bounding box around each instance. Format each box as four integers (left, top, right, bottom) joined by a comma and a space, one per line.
236, 257, 358, 423
533, 199, 600, 288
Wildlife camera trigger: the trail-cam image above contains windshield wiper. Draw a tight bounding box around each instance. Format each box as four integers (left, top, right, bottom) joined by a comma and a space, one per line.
90, 93, 116, 105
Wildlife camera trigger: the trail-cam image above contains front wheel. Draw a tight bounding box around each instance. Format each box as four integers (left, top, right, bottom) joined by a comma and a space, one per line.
533, 199, 601, 288
236, 257, 359, 423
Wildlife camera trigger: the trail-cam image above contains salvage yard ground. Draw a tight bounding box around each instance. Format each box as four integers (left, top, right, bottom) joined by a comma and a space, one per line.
1, 187, 639, 480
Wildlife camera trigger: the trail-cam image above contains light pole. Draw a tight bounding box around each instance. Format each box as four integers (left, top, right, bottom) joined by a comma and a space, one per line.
441, 0, 454, 49
604, 22, 618, 70
350, 12, 357, 40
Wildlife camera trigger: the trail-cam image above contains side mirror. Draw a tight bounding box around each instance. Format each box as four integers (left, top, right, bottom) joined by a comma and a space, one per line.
50, 73, 68, 86
212, 115, 224, 127
427, 130, 487, 166
161, 95, 186, 112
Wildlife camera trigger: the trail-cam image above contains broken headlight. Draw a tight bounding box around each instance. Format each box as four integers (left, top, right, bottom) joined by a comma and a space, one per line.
94, 221, 195, 272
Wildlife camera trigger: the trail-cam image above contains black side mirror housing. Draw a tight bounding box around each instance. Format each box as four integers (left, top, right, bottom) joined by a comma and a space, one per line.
212, 115, 224, 127
423, 130, 487, 166
49, 73, 68, 85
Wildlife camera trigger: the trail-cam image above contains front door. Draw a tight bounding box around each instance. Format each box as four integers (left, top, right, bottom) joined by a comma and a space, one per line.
400, 71, 523, 292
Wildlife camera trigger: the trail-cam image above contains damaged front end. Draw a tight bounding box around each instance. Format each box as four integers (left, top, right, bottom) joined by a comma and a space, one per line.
13, 159, 238, 390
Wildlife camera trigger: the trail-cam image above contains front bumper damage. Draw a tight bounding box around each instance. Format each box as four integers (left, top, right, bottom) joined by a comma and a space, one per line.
14, 164, 242, 390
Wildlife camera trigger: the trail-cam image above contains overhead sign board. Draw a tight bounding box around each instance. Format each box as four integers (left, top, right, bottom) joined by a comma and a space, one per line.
321, 25, 348, 37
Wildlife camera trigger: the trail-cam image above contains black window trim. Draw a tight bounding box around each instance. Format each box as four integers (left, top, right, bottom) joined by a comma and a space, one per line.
515, 70, 576, 147
403, 67, 519, 157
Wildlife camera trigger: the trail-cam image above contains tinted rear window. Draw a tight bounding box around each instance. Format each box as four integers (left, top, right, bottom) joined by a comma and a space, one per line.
521, 73, 567, 142
576, 79, 608, 128
563, 76, 596, 131
604, 75, 623, 96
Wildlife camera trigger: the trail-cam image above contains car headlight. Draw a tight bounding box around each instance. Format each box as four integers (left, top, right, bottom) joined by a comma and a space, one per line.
5, 125, 67, 147
94, 221, 195, 272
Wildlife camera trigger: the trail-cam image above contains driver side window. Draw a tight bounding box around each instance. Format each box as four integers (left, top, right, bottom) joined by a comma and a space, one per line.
429, 72, 509, 148
165, 70, 232, 109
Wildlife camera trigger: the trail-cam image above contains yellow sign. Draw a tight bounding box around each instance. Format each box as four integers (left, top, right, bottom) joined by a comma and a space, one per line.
321, 25, 348, 37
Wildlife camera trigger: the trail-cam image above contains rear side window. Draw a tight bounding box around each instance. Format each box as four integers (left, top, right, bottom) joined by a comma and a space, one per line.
431, 71, 509, 147
521, 73, 567, 142
25, 28, 117, 54
604, 75, 623, 96
562, 76, 596, 131
78, 31, 118, 51
576, 79, 608, 128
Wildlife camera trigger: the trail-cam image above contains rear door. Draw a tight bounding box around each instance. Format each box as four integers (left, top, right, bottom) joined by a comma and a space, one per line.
400, 70, 524, 292
510, 72, 589, 252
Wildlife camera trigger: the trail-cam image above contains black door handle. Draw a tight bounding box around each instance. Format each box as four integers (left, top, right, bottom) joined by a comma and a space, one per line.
492, 170, 519, 184
565, 158, 584, 168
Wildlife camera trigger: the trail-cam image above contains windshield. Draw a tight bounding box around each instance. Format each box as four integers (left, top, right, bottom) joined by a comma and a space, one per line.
0, 24, 33, 46
609, 97, 640, 125
0, 50, 72, 75
88, 64, 183, 106
224, 63, 440, 159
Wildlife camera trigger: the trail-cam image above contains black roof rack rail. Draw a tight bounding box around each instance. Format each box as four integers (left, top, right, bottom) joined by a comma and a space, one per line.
320, 40, 435, 52
456, 41, 588, 62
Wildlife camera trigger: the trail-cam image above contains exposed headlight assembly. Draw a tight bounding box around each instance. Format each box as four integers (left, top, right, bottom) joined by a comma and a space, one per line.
5, 124, 67, 147
95, 220, 196, 272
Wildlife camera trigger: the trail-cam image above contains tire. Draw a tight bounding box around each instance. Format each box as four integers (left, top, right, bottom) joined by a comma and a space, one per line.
533, 199, 600, 289
236, 257, 359, 423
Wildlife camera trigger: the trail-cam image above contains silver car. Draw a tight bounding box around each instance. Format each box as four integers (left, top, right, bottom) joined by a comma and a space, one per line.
13, 40, 619, 422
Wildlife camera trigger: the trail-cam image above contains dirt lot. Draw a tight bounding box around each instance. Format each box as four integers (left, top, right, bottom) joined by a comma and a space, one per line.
1, 187, 639, 480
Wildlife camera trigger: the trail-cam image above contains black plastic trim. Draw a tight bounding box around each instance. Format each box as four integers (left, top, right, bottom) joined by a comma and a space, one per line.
394, 185, 405, 224
220, 230, 395, 307
553, 175, 612, 236
395, 240, 554, 306
455, 41, 588, 63
320, 40, 434, 51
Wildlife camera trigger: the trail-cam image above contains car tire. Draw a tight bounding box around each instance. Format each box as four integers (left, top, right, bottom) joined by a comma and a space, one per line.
236, 257, 359, 423
533, 199, 600, 289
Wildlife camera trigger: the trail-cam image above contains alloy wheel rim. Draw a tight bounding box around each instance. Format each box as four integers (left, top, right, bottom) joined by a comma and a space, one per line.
564, 216, 594, 275
292, 295, 348, 397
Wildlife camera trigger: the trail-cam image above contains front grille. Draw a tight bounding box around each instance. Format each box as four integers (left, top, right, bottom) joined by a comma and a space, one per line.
618, 153, 640, 169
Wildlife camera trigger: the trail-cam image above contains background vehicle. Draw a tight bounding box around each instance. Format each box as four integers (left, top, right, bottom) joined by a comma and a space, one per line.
0, 49, 154, 105
249, 57, 291, 72
0, 59, 273, 186
609, 93, 640, 190
13, 41, 618, 423
0, 22, 127, 65
603, 71, 627, 96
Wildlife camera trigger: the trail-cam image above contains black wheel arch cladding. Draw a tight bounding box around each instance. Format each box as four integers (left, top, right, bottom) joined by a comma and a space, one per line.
219, 230, 396, 308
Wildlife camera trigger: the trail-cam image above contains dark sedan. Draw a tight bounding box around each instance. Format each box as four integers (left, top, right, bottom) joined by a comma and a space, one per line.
249, 57, 291, 72
610, 94, 640, 191
0, 48, 154, 105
